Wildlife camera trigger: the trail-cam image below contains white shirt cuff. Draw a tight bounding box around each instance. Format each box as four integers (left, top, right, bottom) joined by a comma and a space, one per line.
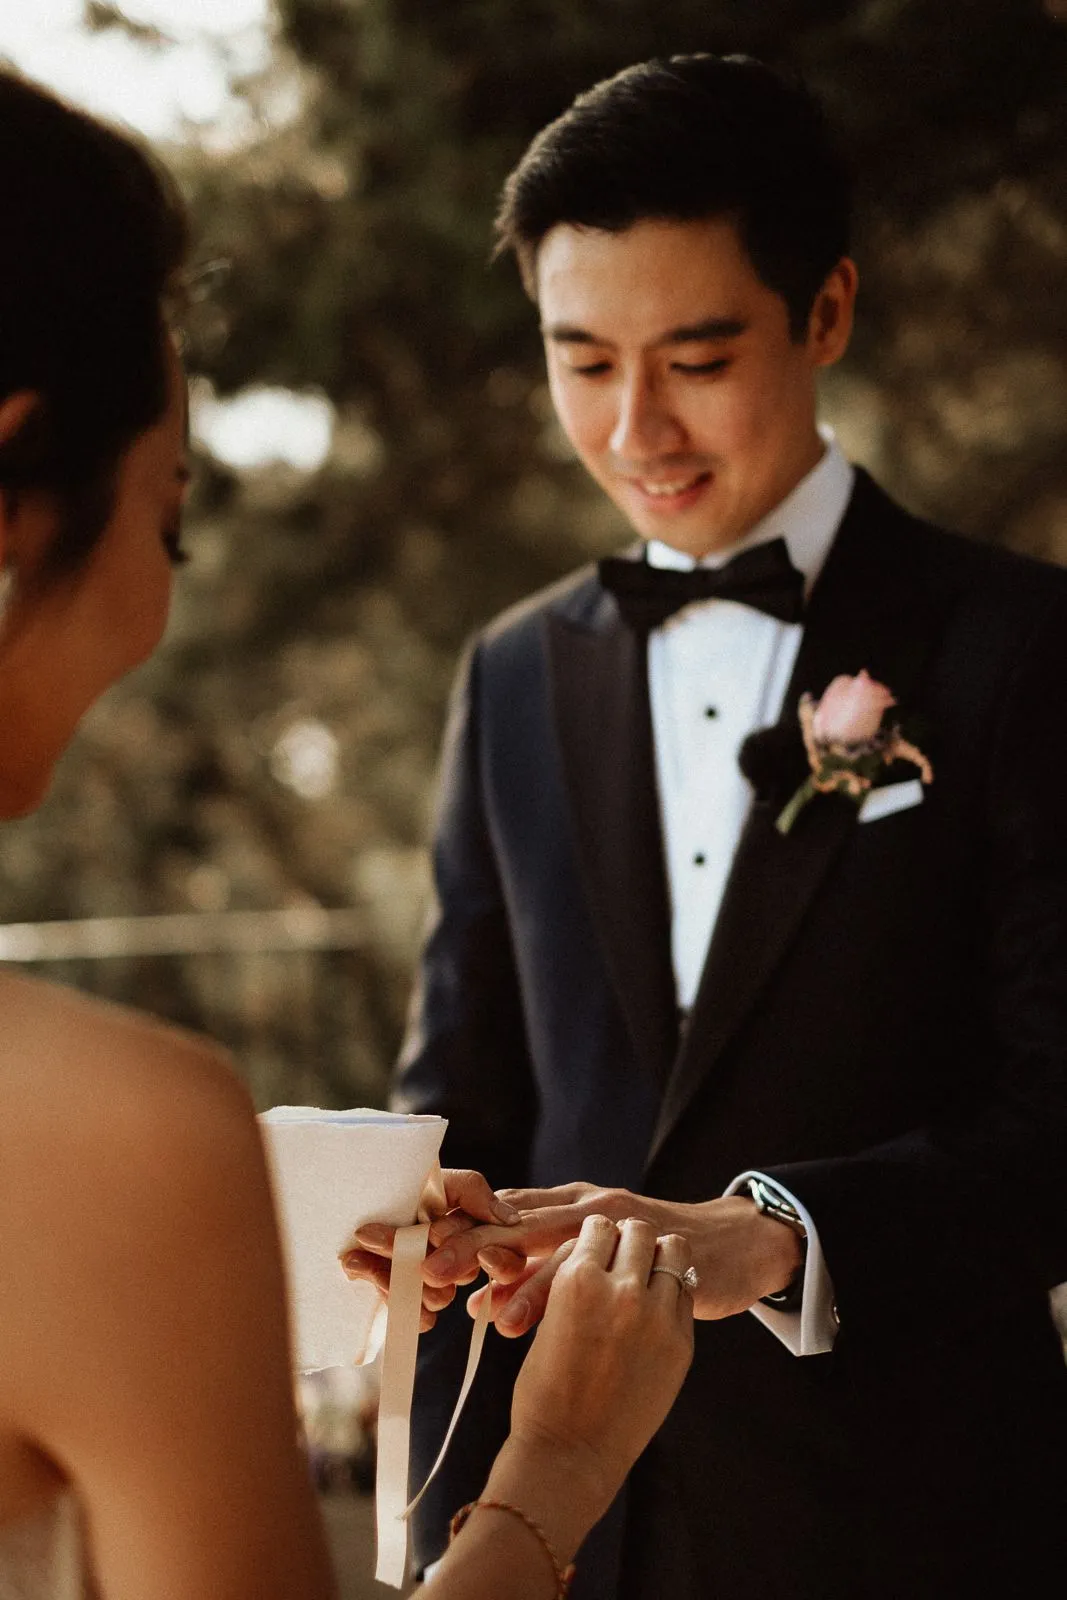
724, 1170, 838, 1356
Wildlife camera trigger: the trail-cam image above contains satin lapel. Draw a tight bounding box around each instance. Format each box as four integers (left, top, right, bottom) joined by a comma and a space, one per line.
547, 597, 678, 1088
648, 472, 950, 1164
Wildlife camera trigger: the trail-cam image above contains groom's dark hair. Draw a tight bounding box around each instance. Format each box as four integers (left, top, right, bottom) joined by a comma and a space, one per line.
494, 54, 851, 340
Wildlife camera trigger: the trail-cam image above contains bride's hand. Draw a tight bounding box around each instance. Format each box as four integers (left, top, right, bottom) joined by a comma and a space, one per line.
493, 1216, 695, 1528
424, 1218, 694, 1596
339, 1168, 524, 1331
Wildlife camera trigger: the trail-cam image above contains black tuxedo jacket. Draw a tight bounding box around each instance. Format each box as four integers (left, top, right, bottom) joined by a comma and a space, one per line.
393, 471, 1067, 1599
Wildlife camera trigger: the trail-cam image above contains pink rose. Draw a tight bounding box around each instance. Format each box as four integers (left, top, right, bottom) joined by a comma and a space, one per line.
812, 670, 896, 745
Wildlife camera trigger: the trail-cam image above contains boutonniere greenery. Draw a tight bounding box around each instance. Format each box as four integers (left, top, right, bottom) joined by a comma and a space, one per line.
776, 670, 933, 836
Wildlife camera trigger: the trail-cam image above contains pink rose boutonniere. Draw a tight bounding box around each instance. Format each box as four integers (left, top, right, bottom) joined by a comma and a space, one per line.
776, 670, 933, 835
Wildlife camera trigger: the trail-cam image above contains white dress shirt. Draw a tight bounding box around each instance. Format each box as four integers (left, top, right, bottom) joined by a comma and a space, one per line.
647, 431, 853, 1355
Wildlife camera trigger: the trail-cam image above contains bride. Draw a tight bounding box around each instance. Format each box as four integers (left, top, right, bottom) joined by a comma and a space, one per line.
0, 71, 693, 1600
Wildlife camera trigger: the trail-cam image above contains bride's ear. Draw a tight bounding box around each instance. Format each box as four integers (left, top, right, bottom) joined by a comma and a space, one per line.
0, 391, 44, 572
0, 391, 40, 449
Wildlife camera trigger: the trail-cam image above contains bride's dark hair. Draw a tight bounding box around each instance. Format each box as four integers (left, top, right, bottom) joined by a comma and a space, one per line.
0, 72, 189, 571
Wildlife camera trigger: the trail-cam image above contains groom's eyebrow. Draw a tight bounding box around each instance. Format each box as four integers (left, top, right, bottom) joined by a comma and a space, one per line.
542, 315, 749, 344
660, 316, 748, 343
542, 324, 608, 344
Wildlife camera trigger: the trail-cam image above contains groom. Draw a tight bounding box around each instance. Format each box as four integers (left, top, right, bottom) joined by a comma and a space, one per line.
385, 54, 1067, 1599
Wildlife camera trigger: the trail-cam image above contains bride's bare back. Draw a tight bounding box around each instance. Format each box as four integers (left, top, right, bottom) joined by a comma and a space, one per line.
0, 971, 335, 1599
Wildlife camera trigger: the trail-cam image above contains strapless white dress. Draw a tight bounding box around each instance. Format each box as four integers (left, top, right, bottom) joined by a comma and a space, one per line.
0, 1494, 89, 1600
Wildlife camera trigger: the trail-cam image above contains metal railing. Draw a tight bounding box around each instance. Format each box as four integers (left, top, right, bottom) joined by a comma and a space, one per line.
0, 908, 395, 1111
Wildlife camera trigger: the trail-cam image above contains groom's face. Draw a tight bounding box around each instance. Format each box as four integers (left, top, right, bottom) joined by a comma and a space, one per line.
537, 216, 855, 557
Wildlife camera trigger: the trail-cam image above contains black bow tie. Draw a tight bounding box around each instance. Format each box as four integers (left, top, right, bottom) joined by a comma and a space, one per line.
598, 538, 805, 631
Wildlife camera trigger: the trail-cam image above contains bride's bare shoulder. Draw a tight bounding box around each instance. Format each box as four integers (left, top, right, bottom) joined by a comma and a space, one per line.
0, 973, 310, 1547
0, 972, 280, 1404
0, 968, 256, 1186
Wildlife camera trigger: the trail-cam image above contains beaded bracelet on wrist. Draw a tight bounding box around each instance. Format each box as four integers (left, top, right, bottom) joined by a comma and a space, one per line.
449, 1498, 576, 1598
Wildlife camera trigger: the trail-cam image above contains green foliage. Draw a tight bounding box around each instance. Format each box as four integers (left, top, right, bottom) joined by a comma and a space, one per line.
3, 1, 1066, 1107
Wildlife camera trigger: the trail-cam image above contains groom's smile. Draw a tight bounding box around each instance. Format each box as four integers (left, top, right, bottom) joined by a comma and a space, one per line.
537, 215, 856, 558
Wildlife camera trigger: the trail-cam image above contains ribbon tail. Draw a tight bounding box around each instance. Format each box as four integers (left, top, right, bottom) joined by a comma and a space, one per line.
374, 1222, 430, 1587
373, 1212, 494, 1587
402, 1287, 493, 1519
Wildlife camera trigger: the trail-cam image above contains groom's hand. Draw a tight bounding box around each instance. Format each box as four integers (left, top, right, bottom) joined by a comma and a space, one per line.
422, 1182, 802, 1336
339, 1168, 523, 1332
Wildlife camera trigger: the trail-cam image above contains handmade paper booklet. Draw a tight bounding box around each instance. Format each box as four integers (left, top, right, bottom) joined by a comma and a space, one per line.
259, 1105, 447, 1372
261, 1106, 492, 1588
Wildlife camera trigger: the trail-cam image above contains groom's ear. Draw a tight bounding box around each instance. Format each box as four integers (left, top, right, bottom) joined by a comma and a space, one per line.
807, 257, 858, 368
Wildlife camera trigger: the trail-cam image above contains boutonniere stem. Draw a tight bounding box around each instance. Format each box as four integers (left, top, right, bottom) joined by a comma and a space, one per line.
776, 671, 933, 836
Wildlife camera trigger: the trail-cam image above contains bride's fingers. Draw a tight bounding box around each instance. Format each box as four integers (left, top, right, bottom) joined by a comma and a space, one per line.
467, 1266, 539, 1322
567, 1212, 622, 1271
351, 1223, 398, 1257
647, 1233, 697, 1328
468, 1250, 562, 1331
340, 1248, 392, 1295
495, 1234, 590, 1337
421, 1281, 458, 1313
339, 1248, 458, 1314
611, 1216, 660, 1282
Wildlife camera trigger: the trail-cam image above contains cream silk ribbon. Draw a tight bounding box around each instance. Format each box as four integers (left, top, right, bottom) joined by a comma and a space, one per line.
373, 1166, 495, 1587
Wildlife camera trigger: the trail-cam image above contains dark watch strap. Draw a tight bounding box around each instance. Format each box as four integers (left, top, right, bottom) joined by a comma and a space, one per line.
737, 1177, 808, 1312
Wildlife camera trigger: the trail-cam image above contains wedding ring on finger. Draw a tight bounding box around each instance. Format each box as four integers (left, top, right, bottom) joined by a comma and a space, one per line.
649, 1264, 700, 1294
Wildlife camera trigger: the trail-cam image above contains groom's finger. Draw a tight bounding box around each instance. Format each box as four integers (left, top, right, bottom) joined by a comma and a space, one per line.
427, 1211, 476, 1249
423, 1206, 590, 1285
422, 1222, 517, 1284
481, 1205, 591, 1261
476, 1246, 528, 1283
441, 1169, 521, 1226
496, 1183, 589, 1212
422, 1227, 519, 1284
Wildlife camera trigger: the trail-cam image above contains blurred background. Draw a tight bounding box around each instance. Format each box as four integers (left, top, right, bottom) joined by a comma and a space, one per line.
0, 0, 1066, 1112
1, 3, 1066, 1589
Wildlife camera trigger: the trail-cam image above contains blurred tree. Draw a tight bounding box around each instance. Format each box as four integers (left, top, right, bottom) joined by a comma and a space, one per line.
1, 0, 1065, 1107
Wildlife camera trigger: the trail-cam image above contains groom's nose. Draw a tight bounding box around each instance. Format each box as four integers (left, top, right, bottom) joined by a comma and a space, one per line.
609, 368, 687, 459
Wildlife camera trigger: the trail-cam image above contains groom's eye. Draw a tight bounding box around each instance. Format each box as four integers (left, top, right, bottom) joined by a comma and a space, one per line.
671, 357, 731, 376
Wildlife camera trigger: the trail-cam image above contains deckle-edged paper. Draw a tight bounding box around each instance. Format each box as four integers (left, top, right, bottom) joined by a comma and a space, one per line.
260, 1106, 492, 1588
259, 1105, 447, 1372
